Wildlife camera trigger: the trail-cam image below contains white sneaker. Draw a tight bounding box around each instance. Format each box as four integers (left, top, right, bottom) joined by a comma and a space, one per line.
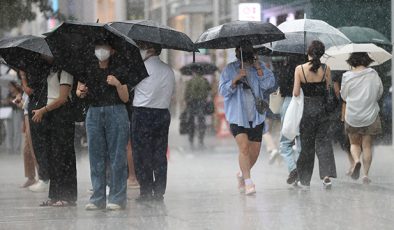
29, 180, 49, 192
236, 172, 245, 193
296, 181, 310, 190
85, 203, 101, 211
245, 184, 256, 196
268, 149, 279, 165
106, 203, 122, 211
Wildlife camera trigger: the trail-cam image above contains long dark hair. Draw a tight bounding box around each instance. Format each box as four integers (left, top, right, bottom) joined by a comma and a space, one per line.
307, 40, 325, 73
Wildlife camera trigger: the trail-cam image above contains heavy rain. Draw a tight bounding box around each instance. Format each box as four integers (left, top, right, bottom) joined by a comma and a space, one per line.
0, 0, 393, 230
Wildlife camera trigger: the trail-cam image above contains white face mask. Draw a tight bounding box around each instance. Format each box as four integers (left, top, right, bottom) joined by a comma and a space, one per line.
95, 48, 111, 61
139, 49, 148, 60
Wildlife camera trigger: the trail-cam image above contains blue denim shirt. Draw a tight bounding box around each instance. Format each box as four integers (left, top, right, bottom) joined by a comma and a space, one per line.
219, 60, 276, 128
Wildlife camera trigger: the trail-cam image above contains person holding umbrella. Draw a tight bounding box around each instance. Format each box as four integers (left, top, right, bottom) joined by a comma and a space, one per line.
77, 39, 131, 210
131, 40, 175, 202
183, 72, 212, 149
29, 55, 77, 207
341, 52, 383, 184
219, 40, 276, 195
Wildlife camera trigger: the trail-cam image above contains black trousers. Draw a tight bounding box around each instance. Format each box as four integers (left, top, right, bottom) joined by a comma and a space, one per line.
297, 97, 337, 185
186, 100, 206, 145
132, 107, 171, 197
28, 95, 49, 181
30, 104, 77, 201
48, 105, 77, 202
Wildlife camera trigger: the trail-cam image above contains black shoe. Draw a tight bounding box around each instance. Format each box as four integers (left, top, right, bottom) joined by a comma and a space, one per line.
286, 169, 298, 184
135, 195, 153, 203
351, 162, 361, 180
153, 195, 164, 202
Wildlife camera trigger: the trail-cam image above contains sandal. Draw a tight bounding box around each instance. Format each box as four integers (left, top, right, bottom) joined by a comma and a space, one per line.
362, 176, 371, 185
40, 200, 55, 207
351, 162, 361, 180
52, 200, 76, 207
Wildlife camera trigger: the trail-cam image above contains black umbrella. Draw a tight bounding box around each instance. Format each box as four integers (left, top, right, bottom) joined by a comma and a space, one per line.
180, 62, 218, 76
0, 35, 52, 74
195, 21, 285, 49
108, 20, 195, 52
45, 21, 148, 86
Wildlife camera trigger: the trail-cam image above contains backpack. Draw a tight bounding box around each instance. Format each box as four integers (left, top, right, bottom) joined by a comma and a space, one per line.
57, 71, 87, 122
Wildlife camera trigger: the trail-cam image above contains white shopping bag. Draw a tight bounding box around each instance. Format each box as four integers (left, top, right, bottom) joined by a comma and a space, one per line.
269, 88, 284, 114
281, 89, 304, 140
0, 107, 12, 119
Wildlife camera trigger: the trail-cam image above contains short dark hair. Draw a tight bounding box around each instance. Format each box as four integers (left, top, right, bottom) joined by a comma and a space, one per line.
94, 38, 111, 47
346, 52, 374, 67
136, 40, 162, 55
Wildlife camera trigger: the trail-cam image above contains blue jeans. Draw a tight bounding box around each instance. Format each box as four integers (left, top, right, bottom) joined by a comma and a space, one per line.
86, 105, 129, 208
279, 97, 301, 173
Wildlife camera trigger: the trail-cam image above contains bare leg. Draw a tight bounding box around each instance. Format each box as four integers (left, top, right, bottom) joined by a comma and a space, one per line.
348, 133, 362, 163
361, 135, 373, 177
346, 151, 355, 175
235, 134, 251, 179
127, 140, 139, 186
249, 141, 261, 168
348, 133, 362, 179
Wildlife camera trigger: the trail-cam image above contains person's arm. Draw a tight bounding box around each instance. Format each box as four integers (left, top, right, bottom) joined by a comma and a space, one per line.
340, 74, 348, 102
325, 66, 339, 97
107, 75, 129, 103
258, 63, 276, 93
219, 65, 244, 98
378, 76, 384, 100
19, 71, 33, 96
293, 65, 301, 97
32, 84, 71, 123
76, 81, 88, 98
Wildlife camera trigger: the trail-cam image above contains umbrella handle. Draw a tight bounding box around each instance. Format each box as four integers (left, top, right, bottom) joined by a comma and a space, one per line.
240, 47, 244, 69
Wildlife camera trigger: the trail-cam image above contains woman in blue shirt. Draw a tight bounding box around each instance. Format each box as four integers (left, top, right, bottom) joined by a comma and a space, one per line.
219, 41, 275, 195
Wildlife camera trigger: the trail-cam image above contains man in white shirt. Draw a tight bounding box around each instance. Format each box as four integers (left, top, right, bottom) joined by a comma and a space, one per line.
132, 41, 175, 201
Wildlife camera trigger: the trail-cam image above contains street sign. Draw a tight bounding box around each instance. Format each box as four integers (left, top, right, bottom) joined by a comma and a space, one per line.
238, 3, 261, 22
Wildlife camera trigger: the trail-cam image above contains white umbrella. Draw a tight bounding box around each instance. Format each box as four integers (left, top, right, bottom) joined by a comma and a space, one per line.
321, 43, 392, 70
255, 19, 351, 54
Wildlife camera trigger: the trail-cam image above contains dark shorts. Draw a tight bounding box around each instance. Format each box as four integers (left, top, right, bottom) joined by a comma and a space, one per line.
230, 122, 264, 142
345, 116, 382, 136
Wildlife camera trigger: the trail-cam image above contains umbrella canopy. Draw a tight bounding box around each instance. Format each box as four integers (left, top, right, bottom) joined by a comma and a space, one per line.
0, 35, 52, 74
45, 21, 148, 85
259, 19, 351, 54
338, 26, 391, 46
195, 21, 285, 49
108, 20, 195, 52
321, 43, 392, 70
180, 62, 218, 76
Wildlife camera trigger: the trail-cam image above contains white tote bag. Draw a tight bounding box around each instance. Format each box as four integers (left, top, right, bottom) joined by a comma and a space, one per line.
269, 88, 284, 114
0, 107, 13, 120
281, 89, 304, 140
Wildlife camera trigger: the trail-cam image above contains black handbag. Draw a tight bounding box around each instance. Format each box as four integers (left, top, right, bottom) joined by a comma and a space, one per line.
243, 78, 269, 114
324, 68, 339, 113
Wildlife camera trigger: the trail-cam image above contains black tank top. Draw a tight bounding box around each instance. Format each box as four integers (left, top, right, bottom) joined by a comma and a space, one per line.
300, 64, 327, 97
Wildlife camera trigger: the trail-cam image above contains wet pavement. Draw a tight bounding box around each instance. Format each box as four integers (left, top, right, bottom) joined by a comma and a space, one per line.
0, 121, 394, 230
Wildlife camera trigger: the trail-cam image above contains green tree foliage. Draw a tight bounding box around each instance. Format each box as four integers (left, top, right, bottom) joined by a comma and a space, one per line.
0, 0, 64, 35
